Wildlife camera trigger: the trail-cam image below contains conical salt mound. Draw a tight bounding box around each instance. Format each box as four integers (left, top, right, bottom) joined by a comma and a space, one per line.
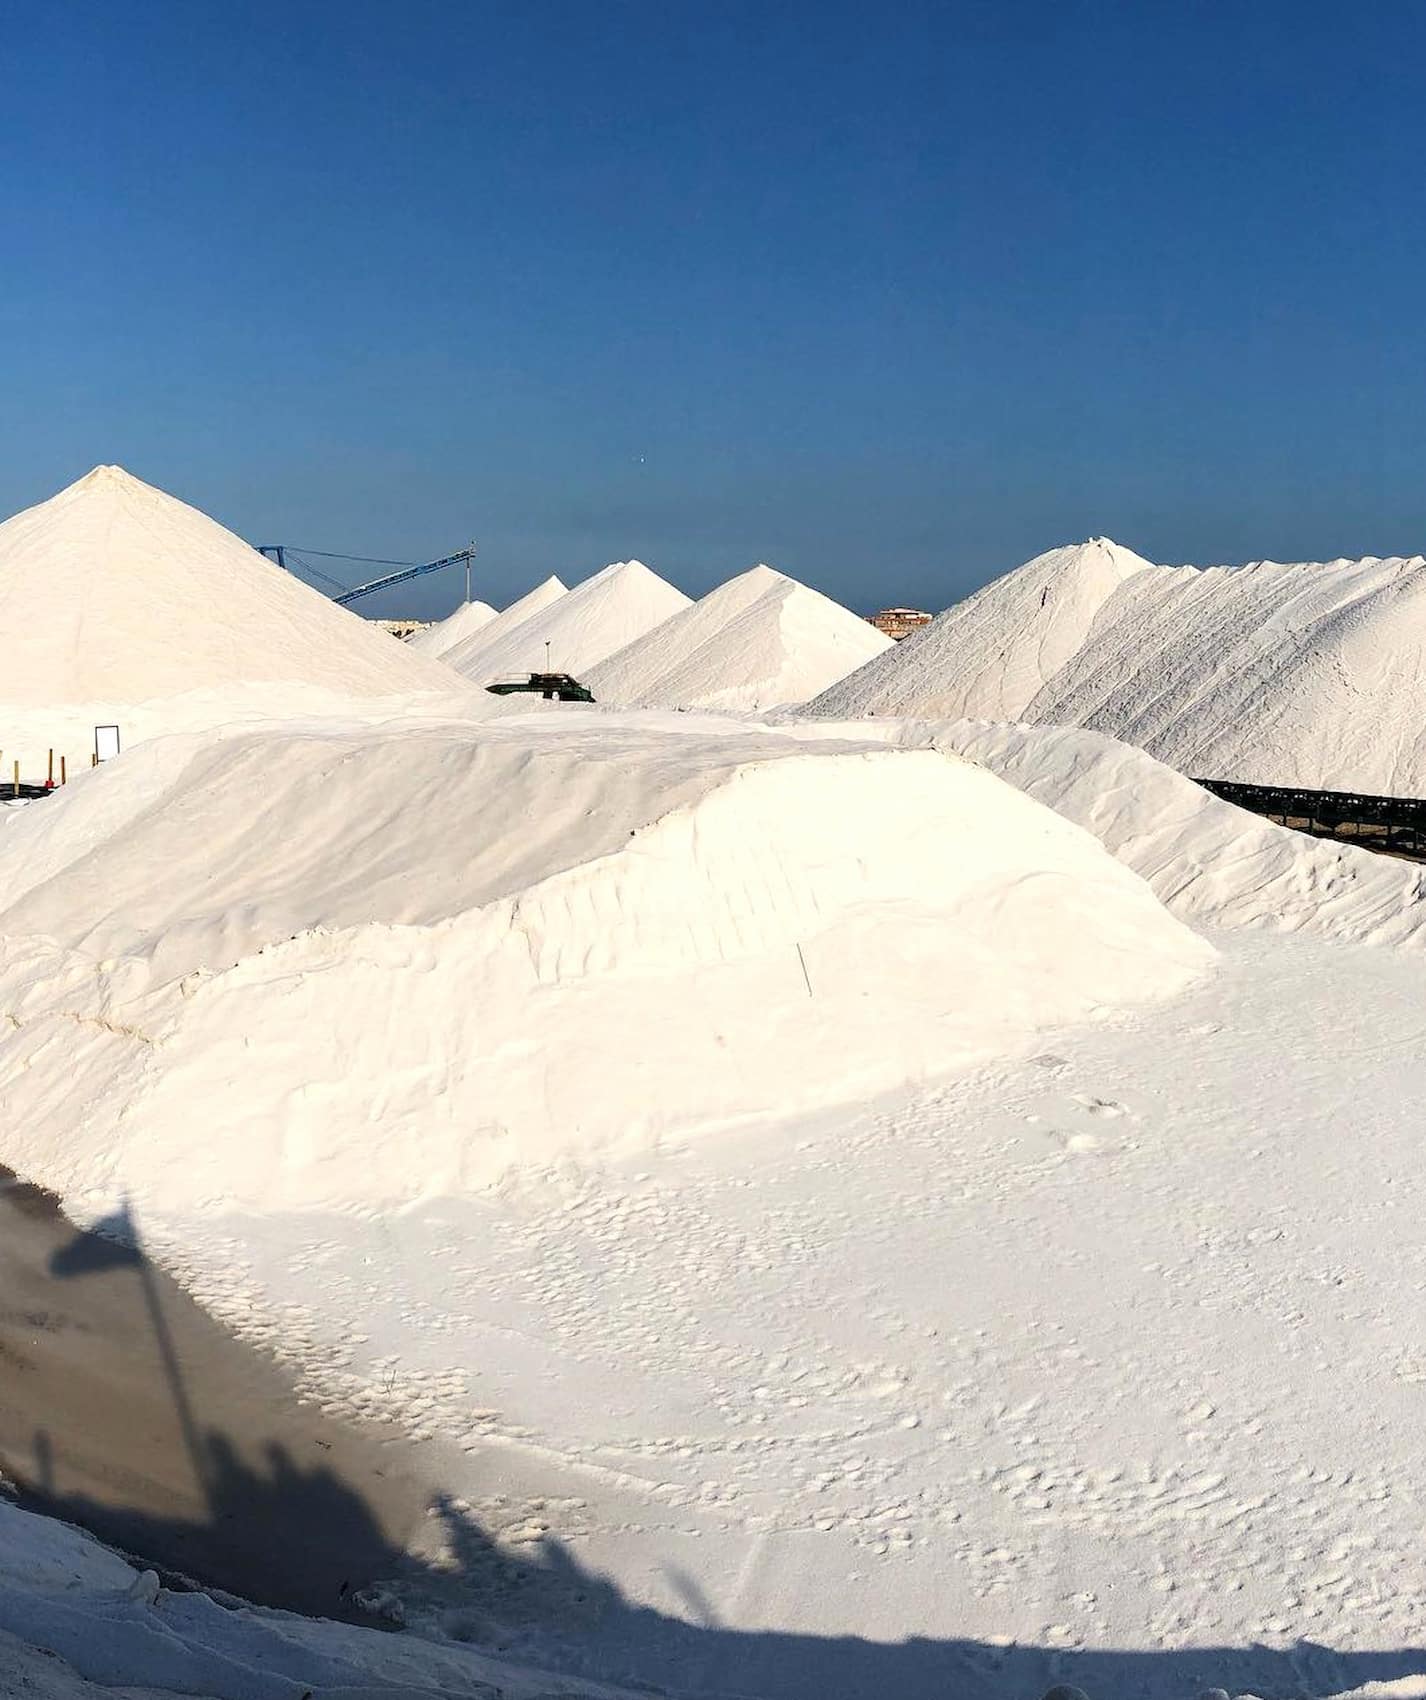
441, 573, 567, 667
0, 466, 463, 704
405, 598, 498, 658
808, 537, 1156, 722
588, 564, 893, 711
444, 560, 690, 683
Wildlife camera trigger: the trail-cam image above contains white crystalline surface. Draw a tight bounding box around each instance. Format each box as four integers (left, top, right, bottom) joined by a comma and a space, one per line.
422, 572, 568, 666
3, 471, 1426, 1700
811, 534, 1426, 793
404, 597, 498, 657
442, 561, 689, 684
0, 466, 462, 705
788, 714, 1426, 950
586, 564, 893, 711
1028, 551, 1426, 792
0, 714, 1208, 1217
810, 537, 1155, 722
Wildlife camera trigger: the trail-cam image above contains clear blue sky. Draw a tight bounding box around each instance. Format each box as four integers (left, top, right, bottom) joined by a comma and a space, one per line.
3, 1, 1425, 618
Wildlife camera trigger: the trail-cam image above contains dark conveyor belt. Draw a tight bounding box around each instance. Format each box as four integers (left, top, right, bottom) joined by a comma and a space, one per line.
1195, 777, 1426, 860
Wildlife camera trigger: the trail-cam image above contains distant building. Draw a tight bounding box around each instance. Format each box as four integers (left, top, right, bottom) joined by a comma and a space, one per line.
867, 607, 932, 640
372, 618, 431, 639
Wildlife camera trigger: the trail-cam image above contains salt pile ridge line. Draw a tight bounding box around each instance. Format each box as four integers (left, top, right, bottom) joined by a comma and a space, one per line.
811, 533, 1426, 795
0, 465, 465, 707
443, 559, 690, 684
586, 563, 893, 712
419, 572, 568, 668
404, 595, 498, 657
0, 714, 1211, 1217
809, 538, 1155, 723
781, 713, 1426, 952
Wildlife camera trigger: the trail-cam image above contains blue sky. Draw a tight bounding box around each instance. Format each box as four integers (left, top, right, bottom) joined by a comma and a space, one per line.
3, 1, 1425, 618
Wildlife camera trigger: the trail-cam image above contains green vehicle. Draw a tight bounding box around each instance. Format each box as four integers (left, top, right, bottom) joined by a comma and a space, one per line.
485, 671, 595, 703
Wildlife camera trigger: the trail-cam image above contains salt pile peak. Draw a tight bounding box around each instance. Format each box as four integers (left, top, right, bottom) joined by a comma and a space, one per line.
405, 597, 498, 657
814, 532, 1426, 793
810, 536, 1156, 722
1026, 551, 1426, 792
0, 465, 463, 705
587, 563, 893, 712
439, 572, 567, 662
444, 559, 690, 684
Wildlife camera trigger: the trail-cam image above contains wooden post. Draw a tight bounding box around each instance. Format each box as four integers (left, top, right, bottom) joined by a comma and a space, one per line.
11, 760, 18, 798
46, 748, 54, 790
60, 755, 67, 785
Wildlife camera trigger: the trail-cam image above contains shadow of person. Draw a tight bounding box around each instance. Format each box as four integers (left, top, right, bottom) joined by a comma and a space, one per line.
9, 1174, 1426, 1697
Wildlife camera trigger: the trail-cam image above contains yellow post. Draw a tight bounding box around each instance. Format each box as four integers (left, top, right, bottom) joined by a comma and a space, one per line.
11, 760, 18, 798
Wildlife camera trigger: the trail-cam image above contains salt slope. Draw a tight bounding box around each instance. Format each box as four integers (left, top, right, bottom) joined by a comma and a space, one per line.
407, 574, 566, 664
443, 562, 690, 684
0, 723, 734, 980
809, 537, 1155, 721
0, 466, 462, 704
403, 596, 497, 657
1026, 552, 1426, 792
0, 720, 1211, 1217
587, 565, 893, 711
829, 717, 1426, 949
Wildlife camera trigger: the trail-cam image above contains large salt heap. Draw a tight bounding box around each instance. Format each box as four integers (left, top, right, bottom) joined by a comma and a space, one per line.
410, 574, 567, 667
1026, 553, 1426, 793
443, 560, 690, 684
0, 717, 1211, 1215
810, 538, 1156, 722
404, 597, 498, 658
811, 535, 1426, 794
795, 714, 1426, 952
587, 564, 894, 712
0, 465, 462, 704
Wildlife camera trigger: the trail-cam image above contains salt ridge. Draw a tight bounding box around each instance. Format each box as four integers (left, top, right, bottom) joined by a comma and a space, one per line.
811, 536, 1426, 793
810, 538, 1154, 722
0, 716, 1209, 1215
443, 561, 690, 684
787, 715, 1426, 950
587, 564, 893, 711
404, 597, 498, 657
434, 573, 568, 669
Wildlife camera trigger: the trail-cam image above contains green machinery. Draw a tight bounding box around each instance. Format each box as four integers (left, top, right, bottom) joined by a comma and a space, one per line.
485, 672, 595, 703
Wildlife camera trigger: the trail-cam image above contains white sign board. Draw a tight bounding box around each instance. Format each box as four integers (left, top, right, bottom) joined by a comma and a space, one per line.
94, 725, 121, 763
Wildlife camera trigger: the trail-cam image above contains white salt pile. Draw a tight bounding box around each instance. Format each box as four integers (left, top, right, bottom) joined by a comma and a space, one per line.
810, 539, 1154, 722
790, 716, 1426, 951
443, 561, 689, 684
1027, 552, 1426, 793
0, 466, 461, 704
404, 597, 498, 657
587, 564, 893, 711
943, 719, 1426, 948
0, 716, 1210, 1216
417, 574, 567, 668
811, 536, 1426, 794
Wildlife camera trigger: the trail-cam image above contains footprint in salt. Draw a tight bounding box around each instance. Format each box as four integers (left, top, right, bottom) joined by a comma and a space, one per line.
1072, 1094, 1128, 1119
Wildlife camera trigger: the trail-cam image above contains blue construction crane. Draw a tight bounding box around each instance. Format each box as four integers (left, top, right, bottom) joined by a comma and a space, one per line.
257, 542, 478, 606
